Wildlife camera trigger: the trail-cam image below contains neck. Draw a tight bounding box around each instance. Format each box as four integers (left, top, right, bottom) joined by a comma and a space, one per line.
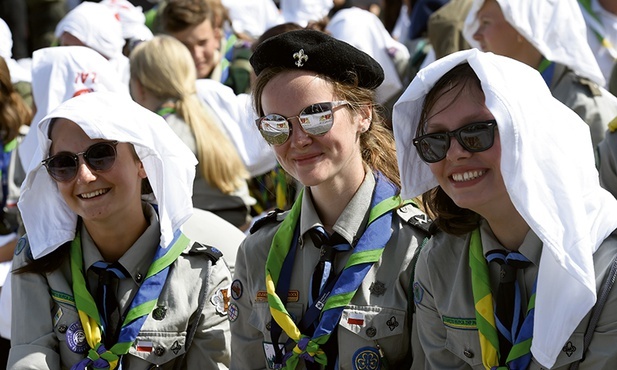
83, 204, 149, 262
485, 209, 530, 251
309, 167, 366, 233
599, 0, 617, 15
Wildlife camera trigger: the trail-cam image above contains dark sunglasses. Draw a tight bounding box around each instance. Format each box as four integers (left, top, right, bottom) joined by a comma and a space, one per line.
256, 101, 349, 145
413, 120, 497, 163
42, 141, 119, 182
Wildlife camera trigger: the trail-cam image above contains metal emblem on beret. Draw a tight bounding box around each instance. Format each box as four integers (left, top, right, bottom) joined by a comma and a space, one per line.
152, 306, 167, 320
352, 347, 381, 370
369, 281, 386, 296
386, 316, 399, 331
293, 49, 308, 67
66, 321, 88, 354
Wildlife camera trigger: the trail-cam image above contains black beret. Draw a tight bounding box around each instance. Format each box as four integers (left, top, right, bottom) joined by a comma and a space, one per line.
250, 29, 384, 90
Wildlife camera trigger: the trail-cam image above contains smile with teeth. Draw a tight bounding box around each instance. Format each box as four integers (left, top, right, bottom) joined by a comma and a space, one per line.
79, 188, 109, 199
451, 170, 485, 182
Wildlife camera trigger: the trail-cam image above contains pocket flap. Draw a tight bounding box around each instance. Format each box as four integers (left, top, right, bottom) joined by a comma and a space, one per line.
128, 331, 187, 365
338, 305, 405, 341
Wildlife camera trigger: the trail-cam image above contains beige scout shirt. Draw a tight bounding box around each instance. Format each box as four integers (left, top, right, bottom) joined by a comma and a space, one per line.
8, 203, 231, 370
412, 220, 617, 369
550, 63, 617, 150
230, 172, 429, 369
597, 129, 617, 199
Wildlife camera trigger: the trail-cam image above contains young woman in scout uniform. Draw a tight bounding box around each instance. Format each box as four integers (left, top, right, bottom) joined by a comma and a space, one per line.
8, 92, 231, 369
229, 29, 430, 370
393, 49, 617, 369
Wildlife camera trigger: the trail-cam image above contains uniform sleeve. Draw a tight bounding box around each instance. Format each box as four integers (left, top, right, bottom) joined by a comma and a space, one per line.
597, 132, 617, 199
412, 239, 469, 370
184, 258, 232, 369
230, 239, 268, 370
7, 238, 61, 370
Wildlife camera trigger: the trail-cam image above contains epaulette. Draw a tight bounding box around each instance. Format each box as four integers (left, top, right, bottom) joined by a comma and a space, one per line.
578, 77, 602, 97
186, 242, 223, 263
396, 203, 433, 237
249, 208, 286, 234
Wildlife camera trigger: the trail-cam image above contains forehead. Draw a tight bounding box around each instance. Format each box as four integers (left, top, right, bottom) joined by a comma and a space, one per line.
261, 71, 336, 113
170, 18, 215, 45
477, 0, 502, 17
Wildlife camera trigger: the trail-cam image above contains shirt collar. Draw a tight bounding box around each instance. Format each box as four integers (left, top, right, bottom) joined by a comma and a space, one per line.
479, 219, 542, 266
82, 202, 161, 284
299, 169, 375, 247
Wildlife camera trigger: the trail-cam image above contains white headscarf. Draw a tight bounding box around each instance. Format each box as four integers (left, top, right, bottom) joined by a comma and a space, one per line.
392, 49, 617, 368
18, 91, 197, 260
100, 0, 153, 41
0, 18, 31, 83
19, 46, 129, 174
463, 0, 605, 87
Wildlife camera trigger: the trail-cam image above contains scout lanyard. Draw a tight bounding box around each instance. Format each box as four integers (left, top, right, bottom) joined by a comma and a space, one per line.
578, 0, 617, 59
264, 172, 401, 369
538, 58, 555, 87
469, 229, 536, 370
70, 229, 190, 370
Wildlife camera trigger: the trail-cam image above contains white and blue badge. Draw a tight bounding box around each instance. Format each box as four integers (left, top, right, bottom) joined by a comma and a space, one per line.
66, 321, 89, 354
353, 347, 381, 370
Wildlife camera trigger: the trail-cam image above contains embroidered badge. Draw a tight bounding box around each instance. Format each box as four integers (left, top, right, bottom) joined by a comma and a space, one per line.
352, 346, 381, 370
211, 286, 230, 315
256, 290, 299, 303
171, 340, 182, 355
136, 340, 153, 352
152, 306, 167, 320
563, 341, 577, 357
14, 237, 26, 256
386, 316, 399, 331
369, 281, 386, 296
413, 282, 424, 304
66, 321, 88, 354
442, 316, 477, 330
53, 307, 63, 327
228, 303, 239, 322
293, 49, 308, 67
231, 279, 243, 300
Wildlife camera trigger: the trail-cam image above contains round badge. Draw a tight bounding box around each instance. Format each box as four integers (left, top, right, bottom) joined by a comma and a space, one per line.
231, 279, 243, 300
413, 281, 424, 304
352, 346, 381, 370
228, 303, 239, 322
66, 321, 89, 354
14, 237, 26, 256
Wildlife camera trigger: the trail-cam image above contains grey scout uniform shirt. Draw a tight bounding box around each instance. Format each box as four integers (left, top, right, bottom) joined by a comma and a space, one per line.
8, 203, 232, 370
230, 172, 429, 369
412, 220, 617, 369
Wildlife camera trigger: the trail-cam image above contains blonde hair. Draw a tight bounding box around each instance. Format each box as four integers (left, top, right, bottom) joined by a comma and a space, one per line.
130, 35, 248, 194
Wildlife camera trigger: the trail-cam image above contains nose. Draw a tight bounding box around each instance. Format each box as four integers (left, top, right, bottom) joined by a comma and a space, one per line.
473, 26, 483, 42
288, 119, 312, 148
75, 158, 97, 184
445, 136, 472, 162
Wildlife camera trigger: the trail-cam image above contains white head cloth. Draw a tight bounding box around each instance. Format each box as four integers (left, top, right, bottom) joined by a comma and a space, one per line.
279, 0, 332, 27
326, 7, 409, 104
392, 49, 617, 368
19, 46, 129, 173
463, 0, 605, 87
19, 91, 197, 260
0, 18, 31, 83
100, 0, 153, 41
54, 1, 124, 60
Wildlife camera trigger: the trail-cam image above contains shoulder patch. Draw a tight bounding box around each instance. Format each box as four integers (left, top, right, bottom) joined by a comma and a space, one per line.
249, 208, 286, 234
578, 77, 602, 97
186, 242, 223, 263
397, 203, 433, 236
14, 236, 27, 256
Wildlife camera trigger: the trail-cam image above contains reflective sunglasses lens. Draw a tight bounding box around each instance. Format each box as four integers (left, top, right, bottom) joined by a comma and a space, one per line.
85, 142, 117, 171
459, 124, 494, 151
299, 103, 335, 136
46, 154, 78, 182
258, 115, 291, 145
418, 134, 449, 163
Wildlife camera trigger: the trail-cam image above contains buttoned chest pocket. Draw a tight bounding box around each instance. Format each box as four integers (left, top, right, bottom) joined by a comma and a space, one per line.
249, 302, 305, 340
337, 306, 407, 369
444, 326, 484, 367
528, 333, 584, 369
128, 330, 188, 366
52, 301, 90, 368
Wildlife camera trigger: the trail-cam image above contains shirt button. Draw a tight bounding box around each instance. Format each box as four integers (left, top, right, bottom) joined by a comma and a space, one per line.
58, 324, 68, 333
136, 273, 144, 283
463, 349, 474, 358
154, 346, 165, 356
365, 327, 377, 338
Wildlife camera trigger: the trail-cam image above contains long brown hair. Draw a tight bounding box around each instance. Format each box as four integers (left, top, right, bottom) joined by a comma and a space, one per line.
0, 57, 31, 143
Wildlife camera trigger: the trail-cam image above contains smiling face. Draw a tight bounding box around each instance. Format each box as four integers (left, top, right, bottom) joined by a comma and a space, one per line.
424, 83, 509, 216
168, 18, 221, 79
260, 70, 368, 190
49, 118, 147, 226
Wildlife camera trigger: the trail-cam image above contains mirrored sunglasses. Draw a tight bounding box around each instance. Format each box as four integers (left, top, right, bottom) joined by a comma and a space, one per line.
256, 101, 350, 145
413, 120, 497, 163
42, 141, 119, 182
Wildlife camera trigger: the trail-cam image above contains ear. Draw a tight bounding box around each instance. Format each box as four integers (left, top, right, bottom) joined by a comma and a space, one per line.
355, 103, 372, 133
137, 161, 147, 179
